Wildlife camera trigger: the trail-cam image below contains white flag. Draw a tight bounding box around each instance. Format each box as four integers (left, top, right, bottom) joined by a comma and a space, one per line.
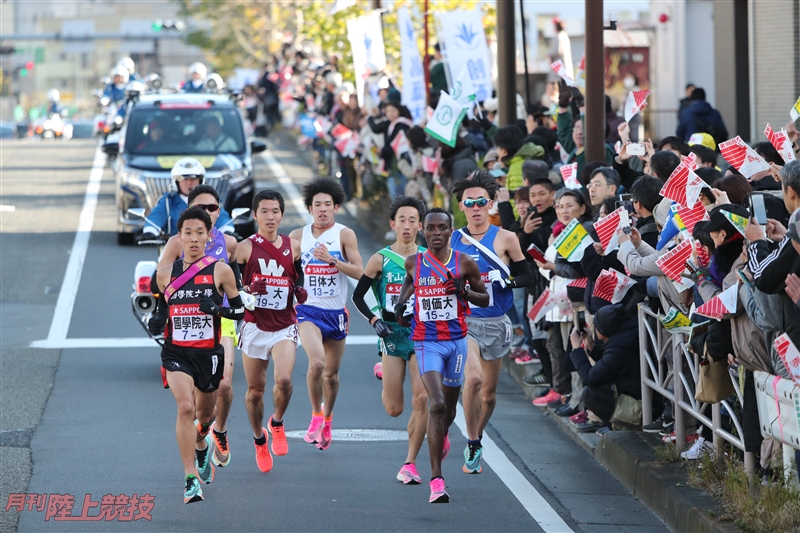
435, 10, 492, 102
397, 8, 426, 125
424, 91, 468, 148
451, 67, 477, 107
347, 11, 386, 108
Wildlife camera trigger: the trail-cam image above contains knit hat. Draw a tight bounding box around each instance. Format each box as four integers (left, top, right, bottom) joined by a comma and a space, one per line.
593, 303, 627, 337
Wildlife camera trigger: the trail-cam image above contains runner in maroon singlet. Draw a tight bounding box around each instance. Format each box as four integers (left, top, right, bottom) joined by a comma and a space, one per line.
234, 190, 306, 473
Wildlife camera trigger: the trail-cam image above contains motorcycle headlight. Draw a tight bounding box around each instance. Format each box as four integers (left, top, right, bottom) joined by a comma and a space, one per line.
120, 167, 146, 191
226, 168, 249, 187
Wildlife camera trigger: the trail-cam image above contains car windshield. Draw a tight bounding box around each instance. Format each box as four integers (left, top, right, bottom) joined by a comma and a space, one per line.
126, 106, 245, 155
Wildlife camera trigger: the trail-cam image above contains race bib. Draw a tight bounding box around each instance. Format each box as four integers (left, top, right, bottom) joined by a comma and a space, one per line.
417, 285, 458, 322
305, 264, 341, 298
468, 273, 494, 309
386, 283, 402, 310
170, 304, 213, 345
253, 275, 290, 310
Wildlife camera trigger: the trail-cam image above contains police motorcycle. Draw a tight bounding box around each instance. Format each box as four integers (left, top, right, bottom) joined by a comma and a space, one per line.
34, 89, 71, 139
126, 159, 250, 344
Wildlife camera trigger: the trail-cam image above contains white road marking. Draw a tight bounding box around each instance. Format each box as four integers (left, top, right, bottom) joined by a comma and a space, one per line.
283, 429, 408, 441
454, 404, 574, 532
0, 204, 16, 212
45, 147, 106, 344
31, 335, 379, 349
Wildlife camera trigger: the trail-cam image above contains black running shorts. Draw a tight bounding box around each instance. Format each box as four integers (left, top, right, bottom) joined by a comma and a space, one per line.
161, 343, 225, 393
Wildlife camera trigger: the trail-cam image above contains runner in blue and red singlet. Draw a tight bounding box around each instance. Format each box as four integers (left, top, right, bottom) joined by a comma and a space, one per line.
394, 208, 489, 504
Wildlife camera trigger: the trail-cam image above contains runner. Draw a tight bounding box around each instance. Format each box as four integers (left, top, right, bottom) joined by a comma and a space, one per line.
352, 195, 429, 484
235, 190, 305, 472
153, 206, 244, 504
152, 184, 246, 469
394, 207, 489, 503
451, 172, 533, 475
288, 177, 364, 450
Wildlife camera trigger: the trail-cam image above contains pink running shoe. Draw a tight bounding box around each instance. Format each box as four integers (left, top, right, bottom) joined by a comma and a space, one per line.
442, 432, 450, 460
429, 478, 449, 503
569, 410, 588, 425
374, 362, 383, 380
397, 463, 422, 484
316, 420, 332, 451
304, 415, 324, 444
533, 389, 561, 406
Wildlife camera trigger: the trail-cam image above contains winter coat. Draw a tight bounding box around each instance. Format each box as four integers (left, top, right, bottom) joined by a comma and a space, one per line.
505, 143, 545, 192
676, 101, 728, 144
144, 193, 233, 236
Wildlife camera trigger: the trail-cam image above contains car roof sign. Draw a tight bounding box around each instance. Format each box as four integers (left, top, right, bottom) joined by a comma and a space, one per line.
159, 102, 212, 110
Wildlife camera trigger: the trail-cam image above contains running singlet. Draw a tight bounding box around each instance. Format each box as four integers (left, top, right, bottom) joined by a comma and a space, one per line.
181, 227, 229, 304
450, 225, 513, 318
410, 250, 469, 342
165, 258, 222, 350
376, 246, 425, 313
242, 234, 297, 331
300, 223, 348, 310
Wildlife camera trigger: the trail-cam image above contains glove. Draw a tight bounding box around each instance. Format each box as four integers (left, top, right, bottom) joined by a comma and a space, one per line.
240, 291, 256, 311
198, 296, 221, 316
147, 301, 168, 335
295, 285, 308, 305
557, 80, 571, 108
443, 272, 465, 296
488, 269, 508, 289
135, 231, 159, 244
372, 319, 394, 338
570, 87, 585, 108
249, 278, 269, 294
394, 303, 410, 327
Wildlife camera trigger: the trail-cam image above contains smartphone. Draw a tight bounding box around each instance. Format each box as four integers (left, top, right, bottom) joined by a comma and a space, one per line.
574, 311, 586, 334
527, 244, 546, 263
527, 205, 538, 217
627, 143, 645, 156
616, 200, 635, 215
750, 194, 768, 225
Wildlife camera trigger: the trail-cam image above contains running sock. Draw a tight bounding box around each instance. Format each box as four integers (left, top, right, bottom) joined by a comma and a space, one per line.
270, 418, 283, 427
323, 415, 332, 424
213, 428, 227, 438
467, 439, 482, 449
431, 476, 443, 481
196, 446, 208, 464
185, 474, 197, 481
254, 433, 266, 446
312, 411, 323, 418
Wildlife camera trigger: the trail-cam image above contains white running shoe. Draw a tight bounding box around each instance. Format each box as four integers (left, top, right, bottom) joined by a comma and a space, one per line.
680, 436, 714, 460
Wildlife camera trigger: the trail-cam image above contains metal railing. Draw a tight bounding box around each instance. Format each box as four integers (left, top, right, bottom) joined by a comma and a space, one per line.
639, 305, 756, 473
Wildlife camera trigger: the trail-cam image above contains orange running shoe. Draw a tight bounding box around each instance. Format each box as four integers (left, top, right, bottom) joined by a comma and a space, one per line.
254, 428, 273, 473
210, 423, 231, 467
267, 416, 288, 456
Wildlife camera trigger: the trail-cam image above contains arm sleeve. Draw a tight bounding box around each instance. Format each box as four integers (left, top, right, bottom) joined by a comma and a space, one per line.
229, 260, 243, 291
294, 259, 304, 288
352, 274, 378, 323
749, 238, 792, 293
617, 241, 665, 277
557, 110, 576, 153
508, 259, 533, 289
219, 294, 245, 320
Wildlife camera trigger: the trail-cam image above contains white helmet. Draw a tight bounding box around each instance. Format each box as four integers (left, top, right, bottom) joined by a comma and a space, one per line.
46, 89, 60, 102
170, 157, 206, 189
204, 73, 224, 92
189, 62, 207, 78
124, 80, 146, 96
118, 57, 135, 75
110, 66, 129, 84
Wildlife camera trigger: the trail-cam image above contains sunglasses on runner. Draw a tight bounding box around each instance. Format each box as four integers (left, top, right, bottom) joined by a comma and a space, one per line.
193, 203, 220, 213
463, 197, 489, 208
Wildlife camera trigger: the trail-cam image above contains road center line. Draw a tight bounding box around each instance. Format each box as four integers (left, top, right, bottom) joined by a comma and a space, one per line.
31, 335, 379, 350
45, 147, 106, 344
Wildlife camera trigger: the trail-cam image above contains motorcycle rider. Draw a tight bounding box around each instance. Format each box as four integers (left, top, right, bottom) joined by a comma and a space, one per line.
46, 89, 64, 116
103, 66, 129, 106
117, 56, 141, 82
183, 62, 207, 93
138, 157, 234, 242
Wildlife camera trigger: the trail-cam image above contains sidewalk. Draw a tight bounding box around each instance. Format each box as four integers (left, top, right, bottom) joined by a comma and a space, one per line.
505, 355, 742, 533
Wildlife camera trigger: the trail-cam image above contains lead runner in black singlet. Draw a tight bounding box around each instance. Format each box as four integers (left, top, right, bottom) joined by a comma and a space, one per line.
154, 207, 244, 504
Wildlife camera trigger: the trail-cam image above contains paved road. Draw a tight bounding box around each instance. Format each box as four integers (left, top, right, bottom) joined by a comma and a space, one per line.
0, 138, 670, 533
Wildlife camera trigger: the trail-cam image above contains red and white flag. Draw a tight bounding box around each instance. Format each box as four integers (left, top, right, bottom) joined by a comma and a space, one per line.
695, 283, 738, 320
333, 131, 361, 158
655, 238, 693, 281
390, 130, 411, 156
684, 151, 698, 171
624, 89, 651, 122
774, 333, 800, 385
694, 240, 711, 268
764, 123, 796, 164
593, 206, 630, 254
567, 277, 588, 289
528, 288, 557, 323
555, 142, 569, 164
421, 155, 438, 175
719, 136, 770, 178
550, 60, 576, 87
330, 123, 352, 140
560, 162, 581, 190
672, 201, 709, 235
593, 269, 637, 304
659, 162, 704, 208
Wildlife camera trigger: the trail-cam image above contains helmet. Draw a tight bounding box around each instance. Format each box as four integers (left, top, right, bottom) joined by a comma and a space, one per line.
189, 62, 207, 78
171, 157, 206, 190
118, 57, 135, 75
110, 66, 129, 84
46, 89, 60, 102
124, 80, 146, 96
205, 73, 224, 92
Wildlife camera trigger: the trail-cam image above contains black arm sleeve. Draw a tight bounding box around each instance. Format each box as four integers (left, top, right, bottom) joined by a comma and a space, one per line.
150, 275, 161, 295
352, 274, 378, 323
508, 259, 533, 289
219, 295, 245, 320
229, 260, 243, 291
294, 259, 304, 288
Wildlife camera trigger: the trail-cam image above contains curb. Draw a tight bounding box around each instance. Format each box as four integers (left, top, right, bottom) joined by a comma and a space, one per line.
503, 355, 741, 533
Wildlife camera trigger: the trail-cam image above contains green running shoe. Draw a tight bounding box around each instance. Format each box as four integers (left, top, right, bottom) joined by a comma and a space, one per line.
195, 435, 215, 484
184, 475, 203, 504
462, 444, 483, 474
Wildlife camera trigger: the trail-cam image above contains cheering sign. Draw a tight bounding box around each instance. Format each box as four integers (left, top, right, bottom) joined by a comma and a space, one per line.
593, 206, 630, 255
655, 238, 693, 282
550, 60, 576, 87
553, 219, 593, 262
528, 288, 557, 323
719, 136, 770, 178
660, 162, 704, 208
624, 89, 651, 122
671, 202, 709, 235
764, 123, 796, 163
695, 283, 738, 321
593, 269, 636, 304
559, 163, 581, 190
775, 333, 800, 385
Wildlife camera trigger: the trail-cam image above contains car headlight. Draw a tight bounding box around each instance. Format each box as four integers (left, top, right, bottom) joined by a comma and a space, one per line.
226, 168, 249, 187
120, 167, 146, 191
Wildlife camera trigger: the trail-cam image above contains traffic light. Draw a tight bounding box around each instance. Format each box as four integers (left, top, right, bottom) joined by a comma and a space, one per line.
152, 20, 163, 32
19, 68, 28, 77
152, 19, 185, 32
25, 61, 33, 70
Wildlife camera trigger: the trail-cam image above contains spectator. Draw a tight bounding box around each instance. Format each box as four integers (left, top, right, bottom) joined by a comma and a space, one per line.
522, 160, 550, 187
493, 125, 545, 192
678, 83, 696, 118
689, 145, 718, 168
629, 175, 663, 248
569, 303, 641, 431
428, 43, 448, 94
397, 126, 435, 206
713, 174, 752, 206
368, 98, 413, 199
676, 87, 728, 145
696, 166, 722, 186
557, 104, 615, 176
547, 18, 573, 83
750, 142, 784, 191
649, 151, 681, 182
657, 136, 691, 157
586, 167, 621, 213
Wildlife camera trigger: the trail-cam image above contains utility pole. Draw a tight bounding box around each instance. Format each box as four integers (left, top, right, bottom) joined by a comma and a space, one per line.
519, 0, 531, 110
496, 0, 516, 126
372, 0, 381, 9
584, 0, 605, 162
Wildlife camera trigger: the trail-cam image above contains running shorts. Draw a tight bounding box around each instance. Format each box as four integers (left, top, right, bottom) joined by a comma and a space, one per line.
414, 338, 468, 387
239, 322, 299, 361
161, 342, 224, 393
378, 322, 414, 361
466, 315, 513, 361
221, 317, 238, 344
296, 304, 348, 341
